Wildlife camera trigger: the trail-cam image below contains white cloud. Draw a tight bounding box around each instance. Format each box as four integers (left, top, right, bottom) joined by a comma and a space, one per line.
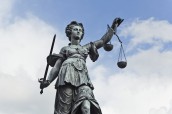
0, 14, 67, 80
149, 102, 172, 114
91, 67, 172, 114
120, 18, 172, 50
0, 0, 15, 25
126, 46, 172, 77
0, 3, 68, 114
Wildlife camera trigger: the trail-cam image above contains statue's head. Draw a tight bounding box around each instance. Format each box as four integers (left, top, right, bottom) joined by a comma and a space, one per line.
65, 21, 84, 41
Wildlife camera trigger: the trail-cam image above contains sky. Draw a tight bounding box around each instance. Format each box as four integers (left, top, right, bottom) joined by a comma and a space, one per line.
0, 0, 172, 114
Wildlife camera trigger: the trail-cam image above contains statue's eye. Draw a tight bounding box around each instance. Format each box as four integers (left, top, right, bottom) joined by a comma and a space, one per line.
73, 28, 78, 31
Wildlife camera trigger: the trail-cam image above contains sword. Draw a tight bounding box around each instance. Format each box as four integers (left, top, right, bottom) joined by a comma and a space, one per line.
39, 34, 56, 94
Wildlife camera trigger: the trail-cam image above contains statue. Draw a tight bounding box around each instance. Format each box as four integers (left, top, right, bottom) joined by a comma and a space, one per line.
39, 18, 124, 114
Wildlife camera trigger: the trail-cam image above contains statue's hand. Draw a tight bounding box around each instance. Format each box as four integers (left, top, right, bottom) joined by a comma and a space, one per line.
111, 17, 124, 30
39, 78, 50, 89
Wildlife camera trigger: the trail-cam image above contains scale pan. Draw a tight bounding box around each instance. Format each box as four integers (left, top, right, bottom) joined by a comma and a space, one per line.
117, 61, 127, 68
103, 44, 113, 51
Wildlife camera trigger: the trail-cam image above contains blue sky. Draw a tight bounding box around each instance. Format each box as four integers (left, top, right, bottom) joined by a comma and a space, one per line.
1, 0, 172, 114
13, 0, 172, 35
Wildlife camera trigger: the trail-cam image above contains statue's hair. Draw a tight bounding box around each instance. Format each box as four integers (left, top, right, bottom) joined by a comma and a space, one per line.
65, 21, 84, 41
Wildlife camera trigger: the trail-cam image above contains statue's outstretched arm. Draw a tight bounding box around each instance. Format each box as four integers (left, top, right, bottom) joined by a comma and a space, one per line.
84, 18, 123, 50
94, 26, 115, 49
47, 58, 63, 83
83, 25, 115, 50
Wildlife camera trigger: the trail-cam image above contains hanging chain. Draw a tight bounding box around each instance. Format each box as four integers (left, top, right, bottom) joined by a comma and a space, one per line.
115, 33, 127, 62
120, 43, 127, 62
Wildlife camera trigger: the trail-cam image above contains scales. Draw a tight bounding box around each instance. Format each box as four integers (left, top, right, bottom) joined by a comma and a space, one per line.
103, 18, 127, 69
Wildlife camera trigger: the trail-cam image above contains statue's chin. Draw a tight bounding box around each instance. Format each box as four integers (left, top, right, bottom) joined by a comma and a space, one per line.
74, 36, 80, 40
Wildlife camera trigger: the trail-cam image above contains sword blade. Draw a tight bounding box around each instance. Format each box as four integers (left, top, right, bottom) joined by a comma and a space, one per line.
40, 34, 56, 94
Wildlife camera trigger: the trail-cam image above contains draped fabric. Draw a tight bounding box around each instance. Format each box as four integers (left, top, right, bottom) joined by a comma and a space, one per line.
71, 85, 102, 114
54, 85, 74, 114
54, 44, 101, 114
55, 45, 94, 89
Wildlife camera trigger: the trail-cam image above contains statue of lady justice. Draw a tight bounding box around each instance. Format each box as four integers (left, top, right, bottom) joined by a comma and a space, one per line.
39, 18, 123, 114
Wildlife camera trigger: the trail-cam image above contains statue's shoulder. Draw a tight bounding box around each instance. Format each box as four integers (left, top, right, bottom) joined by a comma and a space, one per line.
59, 45, 69, 53
46, 46, 69, 67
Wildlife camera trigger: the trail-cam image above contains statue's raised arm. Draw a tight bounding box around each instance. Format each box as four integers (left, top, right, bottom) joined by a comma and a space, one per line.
83, 17, 124, 62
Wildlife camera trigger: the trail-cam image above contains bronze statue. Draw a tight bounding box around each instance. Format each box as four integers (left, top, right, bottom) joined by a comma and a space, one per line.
39, 18, 124, 114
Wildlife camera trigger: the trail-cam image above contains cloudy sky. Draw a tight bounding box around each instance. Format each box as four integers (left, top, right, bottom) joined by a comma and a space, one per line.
0, 0, 172, 114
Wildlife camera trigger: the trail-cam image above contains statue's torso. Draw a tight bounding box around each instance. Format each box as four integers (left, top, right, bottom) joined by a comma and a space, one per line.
56, 45, 93, 89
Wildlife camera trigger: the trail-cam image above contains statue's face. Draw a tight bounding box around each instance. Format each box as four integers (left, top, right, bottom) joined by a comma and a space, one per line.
71, 25, 83, 41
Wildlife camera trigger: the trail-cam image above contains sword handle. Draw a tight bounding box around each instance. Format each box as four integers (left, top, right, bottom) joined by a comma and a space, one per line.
40, 89, 43, 94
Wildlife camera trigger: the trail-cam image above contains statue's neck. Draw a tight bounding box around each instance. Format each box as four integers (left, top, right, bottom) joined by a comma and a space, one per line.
71, 38, 80, 45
